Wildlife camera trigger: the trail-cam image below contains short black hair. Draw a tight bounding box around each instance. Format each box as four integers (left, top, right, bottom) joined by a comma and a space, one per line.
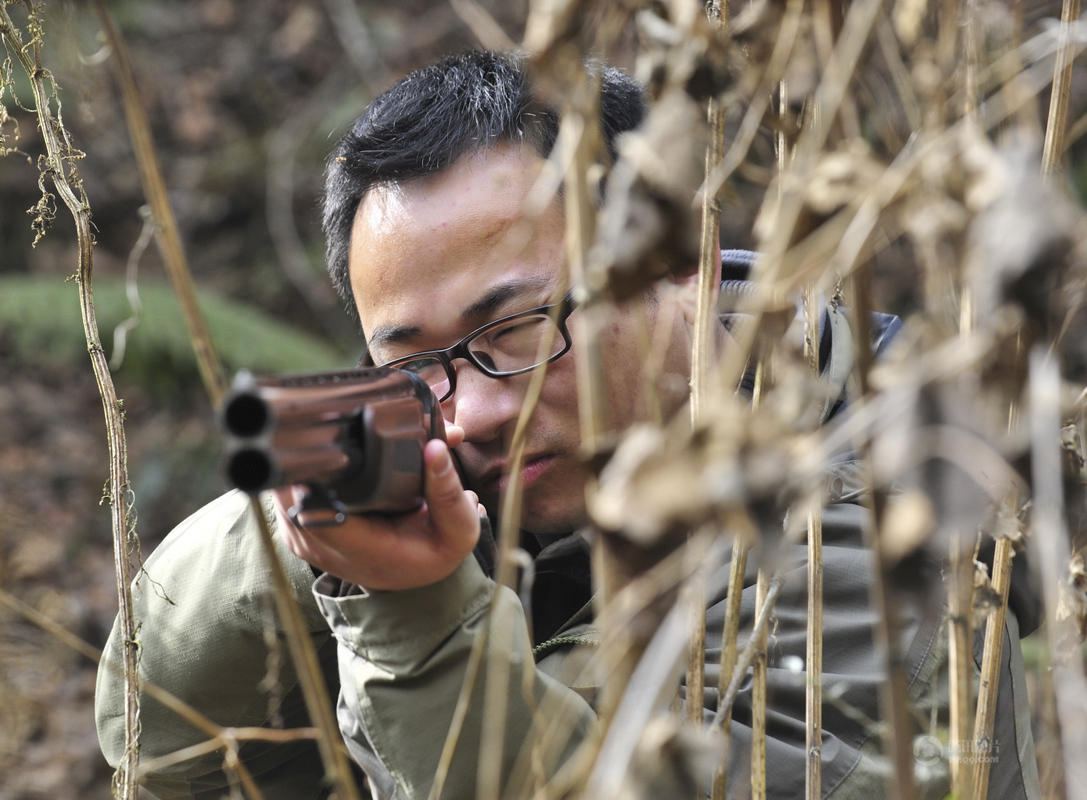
322, 50, 646, 320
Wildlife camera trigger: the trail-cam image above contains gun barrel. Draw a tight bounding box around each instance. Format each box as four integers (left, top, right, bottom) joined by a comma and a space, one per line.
219, 368, 444, 515
224, 447, 275, 492
222, 390, 271, 439
225, 443, 353, 493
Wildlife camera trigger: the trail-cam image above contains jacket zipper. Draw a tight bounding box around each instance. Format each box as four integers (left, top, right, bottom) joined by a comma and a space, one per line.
532, 634, 599, 660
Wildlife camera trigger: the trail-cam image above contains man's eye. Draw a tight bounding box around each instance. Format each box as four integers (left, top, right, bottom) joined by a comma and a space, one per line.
398, 357, 439, 372
490, 317, 547, 344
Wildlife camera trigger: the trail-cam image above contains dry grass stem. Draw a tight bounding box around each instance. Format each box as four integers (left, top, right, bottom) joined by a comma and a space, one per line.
478, 224, 568, 800
249, 501, 362, 800
971, 534, 1016, 799
848, 269, 916, 800
429, 602, 491, 800
712, 571, 785, 726
86, 7, 356, 796
750, 568, 769, 800
710, 531, 751, 800
0, 4, 141, 796
92, 0, 227, 404
947, 538, 976, 800
685, 35, 728, 750
804, 286, 824, 800
1042, 0, 1083, 173
0, 588, 310, 795
1028, 349, 1087, 797
586, 535, 728, 798
433, 166, 569, 800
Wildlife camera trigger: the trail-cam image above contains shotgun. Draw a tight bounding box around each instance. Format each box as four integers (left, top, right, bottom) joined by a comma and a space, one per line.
220, 367, 445, 525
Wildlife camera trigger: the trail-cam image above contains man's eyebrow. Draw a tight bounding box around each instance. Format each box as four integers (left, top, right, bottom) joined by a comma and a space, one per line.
368, 323, 422, 349
461, 277, 553, 321
368, 277, 555, 350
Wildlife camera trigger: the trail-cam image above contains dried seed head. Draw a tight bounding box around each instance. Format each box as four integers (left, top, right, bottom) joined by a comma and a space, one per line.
590, 398, 813, 549
972, 559, 1004, 628
1056, 551, 1087, 646
965, 137, 1078, 334
880, 489, 936, 564
619, 715, 727, 800
589, 89, 707, 301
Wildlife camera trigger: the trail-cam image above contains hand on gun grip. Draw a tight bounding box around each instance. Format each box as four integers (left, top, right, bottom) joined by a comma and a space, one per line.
271, 437, 482, 590
221, 368, 483, 589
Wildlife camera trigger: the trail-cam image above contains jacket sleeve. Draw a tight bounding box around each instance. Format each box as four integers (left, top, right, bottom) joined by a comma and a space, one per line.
95, 490, 338, 800
313, 554, 596, 800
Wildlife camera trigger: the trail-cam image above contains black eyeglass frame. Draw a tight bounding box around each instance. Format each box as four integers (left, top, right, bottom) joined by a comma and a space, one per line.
375, 290, 577, 402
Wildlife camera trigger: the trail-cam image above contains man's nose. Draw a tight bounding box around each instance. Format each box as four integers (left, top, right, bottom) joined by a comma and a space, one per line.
445, 361, 523, 443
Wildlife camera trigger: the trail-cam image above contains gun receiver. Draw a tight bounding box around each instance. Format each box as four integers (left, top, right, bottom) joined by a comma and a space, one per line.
220, 367, 445, 523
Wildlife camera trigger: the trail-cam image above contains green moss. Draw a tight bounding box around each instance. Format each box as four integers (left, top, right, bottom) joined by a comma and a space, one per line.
0, 274, 349, 380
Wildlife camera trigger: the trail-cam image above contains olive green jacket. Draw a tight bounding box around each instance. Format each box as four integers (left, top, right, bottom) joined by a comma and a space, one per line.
95, 481, 1040, 799
94, 491, 594, 799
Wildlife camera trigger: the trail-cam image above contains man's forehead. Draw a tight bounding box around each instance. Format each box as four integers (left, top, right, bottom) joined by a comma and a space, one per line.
352, 181, 411, 233
355, 145, 543, 221
346, 142, 567, 342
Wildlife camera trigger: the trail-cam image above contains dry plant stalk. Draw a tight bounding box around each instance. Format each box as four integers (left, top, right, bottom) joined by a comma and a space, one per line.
848, 268, 916, 800
750, 568, 770, 800
431, 173, 572, 800
0, 5, 140, 797
972, 532, 1016, 798
479, 225, 572, 800
686, 13, 728, 754
85, 7, 361, 797
947, 536, 976, 800
803, 286, 823, 800
0, 587, 330, 798
1041, 0, 1083, 173
558, 72, 624, 703
248, 506, 362, 800
711, 529, 750, 800
92, 0, 227, 404
1029, 350, 1087, 796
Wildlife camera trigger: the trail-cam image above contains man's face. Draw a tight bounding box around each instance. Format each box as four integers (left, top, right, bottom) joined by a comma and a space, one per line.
347, 144, 695, 536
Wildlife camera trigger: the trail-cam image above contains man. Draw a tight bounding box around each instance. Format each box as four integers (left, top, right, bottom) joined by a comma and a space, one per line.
96, 51, 1040, 799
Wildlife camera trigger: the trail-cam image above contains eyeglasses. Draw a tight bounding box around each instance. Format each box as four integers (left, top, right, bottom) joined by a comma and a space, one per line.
377, 291, 577, 402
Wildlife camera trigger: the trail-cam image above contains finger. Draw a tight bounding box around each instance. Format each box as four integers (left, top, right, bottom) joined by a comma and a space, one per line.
443, 422, 466, 448
271, 486, 305, 535
423, 439, 480, 548
270, 486, 294, 516
424, 439, 467, 509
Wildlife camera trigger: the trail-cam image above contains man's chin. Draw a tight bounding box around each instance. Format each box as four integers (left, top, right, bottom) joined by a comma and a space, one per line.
473, 485, 586, 538
515, 494, 589, 539
468, 455, 587, 534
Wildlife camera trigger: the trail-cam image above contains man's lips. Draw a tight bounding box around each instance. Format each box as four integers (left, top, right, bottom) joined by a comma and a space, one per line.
478, 453, 559, 494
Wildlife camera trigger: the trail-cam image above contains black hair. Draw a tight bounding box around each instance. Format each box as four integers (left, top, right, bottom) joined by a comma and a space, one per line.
321, 50, 646, 320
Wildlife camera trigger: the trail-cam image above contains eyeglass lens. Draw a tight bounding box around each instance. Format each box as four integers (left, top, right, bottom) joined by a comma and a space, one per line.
399, 312, 567, 400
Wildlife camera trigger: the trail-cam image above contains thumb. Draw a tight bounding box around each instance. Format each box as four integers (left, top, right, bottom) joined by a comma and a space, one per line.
423, 439, 480, 548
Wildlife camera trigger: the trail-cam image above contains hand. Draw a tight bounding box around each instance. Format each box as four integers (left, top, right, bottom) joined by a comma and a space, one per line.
273, 424, 486, 591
